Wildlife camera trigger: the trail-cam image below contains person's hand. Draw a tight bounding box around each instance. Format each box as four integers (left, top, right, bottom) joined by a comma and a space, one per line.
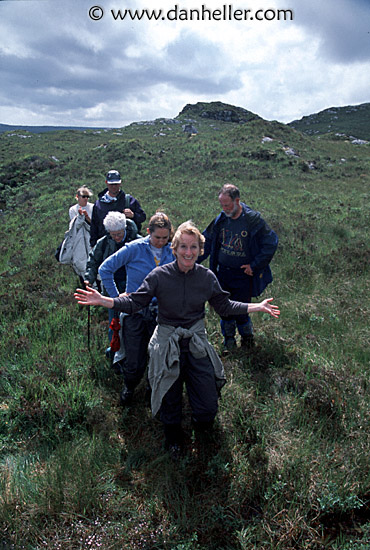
241, 264, 253, 276
124, 208, 134, 219
79, 208, 91, 222
260, 298, 280, 318
74, 284, 103, 306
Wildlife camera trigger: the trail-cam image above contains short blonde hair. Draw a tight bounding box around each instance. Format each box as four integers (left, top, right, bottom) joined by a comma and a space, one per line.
171, 221, 205, 256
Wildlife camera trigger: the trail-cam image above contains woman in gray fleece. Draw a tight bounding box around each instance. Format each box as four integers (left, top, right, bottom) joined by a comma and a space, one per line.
75, 221, 280, 459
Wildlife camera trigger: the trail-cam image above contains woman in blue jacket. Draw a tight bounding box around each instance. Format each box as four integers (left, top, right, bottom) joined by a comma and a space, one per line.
98, 212, 174, 405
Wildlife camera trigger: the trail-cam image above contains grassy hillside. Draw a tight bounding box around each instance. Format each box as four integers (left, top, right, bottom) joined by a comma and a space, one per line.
288, 102, 370, 141
0, 103, 369, 549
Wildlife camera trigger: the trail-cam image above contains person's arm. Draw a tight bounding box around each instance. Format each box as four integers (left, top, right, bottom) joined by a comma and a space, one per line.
245, 298, 280, 317
197, 219, 215, 264
79, 207, 91, 224
74, 211, 91, 232
129, 197, 146, 227
75, 270, 156, 313
211, 292, 280, 318
113, 269, 157, 312
89, 205, 99, 247
84, 239, 104, 285
98, 246, 130, 297
69, 205, 76, 221
250, 222, 278, 273
75, 285, 114, 308
208, 273, 280, 318
74, 284, 138, 313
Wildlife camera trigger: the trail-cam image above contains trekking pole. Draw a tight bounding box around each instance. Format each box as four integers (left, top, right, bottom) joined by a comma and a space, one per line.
87, 305, 91, 351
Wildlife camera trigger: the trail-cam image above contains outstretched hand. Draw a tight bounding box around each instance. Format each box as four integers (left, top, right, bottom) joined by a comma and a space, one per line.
260, 298, 280, 318
74, 284, 105, 307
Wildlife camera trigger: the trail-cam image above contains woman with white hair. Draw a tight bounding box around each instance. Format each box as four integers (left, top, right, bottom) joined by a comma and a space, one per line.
84, 211, 138, 292
84, 211, 138, 353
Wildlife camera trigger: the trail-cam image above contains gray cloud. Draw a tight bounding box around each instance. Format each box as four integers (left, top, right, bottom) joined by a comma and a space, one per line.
293, 0, 370, 63
0, 1, 243, 124
161, 31, 244, 93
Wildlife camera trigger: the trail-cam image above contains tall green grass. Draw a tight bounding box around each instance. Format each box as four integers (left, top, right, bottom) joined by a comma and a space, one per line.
0, 113, 369, 548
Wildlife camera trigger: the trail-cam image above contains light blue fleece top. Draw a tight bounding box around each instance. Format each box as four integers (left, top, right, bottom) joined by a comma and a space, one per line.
98, 236, 174, 297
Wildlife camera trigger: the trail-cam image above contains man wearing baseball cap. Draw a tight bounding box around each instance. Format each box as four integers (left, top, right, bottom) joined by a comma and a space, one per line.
90, 169, 146, 247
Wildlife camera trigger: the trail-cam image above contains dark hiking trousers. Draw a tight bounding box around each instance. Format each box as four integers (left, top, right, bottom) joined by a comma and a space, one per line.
160, 337, 219, 428
217, 266, 253, 326
122, 308, 157, 389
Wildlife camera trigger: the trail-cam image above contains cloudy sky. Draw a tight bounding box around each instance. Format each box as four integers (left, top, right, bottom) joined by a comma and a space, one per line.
0, 0, 369, 128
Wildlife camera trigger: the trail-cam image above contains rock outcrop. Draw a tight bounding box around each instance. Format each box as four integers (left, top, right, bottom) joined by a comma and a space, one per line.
178, 101, 260, 124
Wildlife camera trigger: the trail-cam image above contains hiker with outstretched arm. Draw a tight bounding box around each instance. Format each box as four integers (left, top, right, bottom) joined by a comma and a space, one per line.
75, 221, 280, 460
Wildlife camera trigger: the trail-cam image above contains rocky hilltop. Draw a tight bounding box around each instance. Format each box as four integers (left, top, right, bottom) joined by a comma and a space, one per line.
178, 101, 261, 124
288, 102, 370, 141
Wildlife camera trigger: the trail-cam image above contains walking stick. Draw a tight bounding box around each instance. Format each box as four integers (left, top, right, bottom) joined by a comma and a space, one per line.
87, 305, 91, 351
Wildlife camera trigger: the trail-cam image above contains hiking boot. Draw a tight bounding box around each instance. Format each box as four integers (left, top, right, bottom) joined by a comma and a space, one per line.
241, 334, 255, 349
111, 361, 124, 375
192, 418, 215, 441
164, 423, 184, 461
120, 386, 134, 407
223, 337, 237, 352
167, 443, 182, 462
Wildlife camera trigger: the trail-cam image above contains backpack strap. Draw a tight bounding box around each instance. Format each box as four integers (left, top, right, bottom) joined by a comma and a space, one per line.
126, 218, 138, 237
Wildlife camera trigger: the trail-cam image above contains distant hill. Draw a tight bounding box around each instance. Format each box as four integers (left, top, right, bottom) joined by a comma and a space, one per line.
178, 101, 261, 124
288, 102, 370, 141
2, 100, 370, 139
2, 99, 369, 212
1, 103, 260, 135
0, 123, 108, 134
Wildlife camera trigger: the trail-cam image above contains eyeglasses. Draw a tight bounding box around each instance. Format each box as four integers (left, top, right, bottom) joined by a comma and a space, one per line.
80, 195, 89, 198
